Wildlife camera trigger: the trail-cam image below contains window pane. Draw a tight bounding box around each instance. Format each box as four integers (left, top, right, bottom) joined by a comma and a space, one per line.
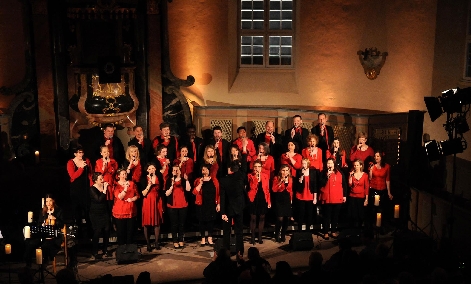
241, 0, 264, 30
253, 0, 264, 10
269, 36, 280, 45
253, 36, 263, 45
269, 0, 292, 30
269, 21, 280, 30
281, 21, 292, 30
269, 56, 280, 65
281, 36, 292, 45
241, 11, 252, 20
270, 1, 280, 10
270, 11, 280, 20
253, 56, 264, 65
282, 0, 293, 10
269, 46, 279, 55
282, 11, 292, 20
253, 46, 264, 55
241, 1, 252, 9
240, 36, 264, 66
253, 21, 264, 29
280, 56, 291, 65
241, 57, 252, 65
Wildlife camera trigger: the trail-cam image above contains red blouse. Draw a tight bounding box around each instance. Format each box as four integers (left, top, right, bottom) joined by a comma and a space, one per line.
318, 171, 345, 204
112, 181, 139, 219
350, 146, 374, 163
167, 180, 188, 209
302, 147, 323, 171
126, 160, 142, 184
280, 153, 302, 177
250, 155, 275, 179
174, 158, 194, 180
370, 164, 390, 190
233, 138, 257, 162
94, 158, 118, 200
349, 172, 369, 198
272, 176, 293, 201
247, 173, 271, 206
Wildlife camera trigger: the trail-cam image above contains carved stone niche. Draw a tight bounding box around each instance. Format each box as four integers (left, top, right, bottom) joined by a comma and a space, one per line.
69, 67, 138, 137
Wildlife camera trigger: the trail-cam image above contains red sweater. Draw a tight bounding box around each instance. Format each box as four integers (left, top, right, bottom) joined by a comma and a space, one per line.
67, 159, 93, 186
192, 177, 220, 205
319, 171, 345, 204
167, 180, 188, 208
233, 138, 257, 162
112, 181, 139, 219
370, 164, 390, 190
272, 176, 293, 201
302, 147, 323, 171
250, 155, 275, 179
280, 153, 302, 177
94, 158, 118, 200
349, 172, 369, 198
126, 160, 142, 184
247, 173, 271, 206
349, 146, 374, 163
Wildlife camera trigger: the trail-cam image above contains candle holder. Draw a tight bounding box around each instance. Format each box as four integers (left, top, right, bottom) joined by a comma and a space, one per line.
5, 244, 11, 284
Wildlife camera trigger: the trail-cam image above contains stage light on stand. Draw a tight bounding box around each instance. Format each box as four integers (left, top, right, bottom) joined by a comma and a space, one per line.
425, 138, 464, 162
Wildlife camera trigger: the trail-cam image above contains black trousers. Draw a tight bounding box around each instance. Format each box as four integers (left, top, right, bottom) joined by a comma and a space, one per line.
296, 198, 314, 231
322, 203, 342, 234
199, 219, 215, 238
223, 213, 244, 255
116, 217, 135, 246
167, 207, 188, 242
90, 221, 110, 255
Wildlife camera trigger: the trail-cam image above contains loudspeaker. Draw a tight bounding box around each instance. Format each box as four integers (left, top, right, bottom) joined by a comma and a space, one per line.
393, 230, 434, 260
98, 56, 121, 84
337, 228, 363, 247
289, 231, 314, 251
116, 244, 139, 264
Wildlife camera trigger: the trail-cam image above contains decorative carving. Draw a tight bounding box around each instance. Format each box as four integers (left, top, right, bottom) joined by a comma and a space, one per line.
357, 48, 388, 80
332, 125, 356, 159
252, 120, 267, 137
301, 122, 313, 131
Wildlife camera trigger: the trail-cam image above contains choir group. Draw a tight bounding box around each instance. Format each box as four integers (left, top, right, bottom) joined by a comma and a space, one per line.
64, 113, 392, 259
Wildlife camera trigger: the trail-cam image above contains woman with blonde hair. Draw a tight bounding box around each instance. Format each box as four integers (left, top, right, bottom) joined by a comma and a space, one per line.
349, 132, 374, 167
302, 134, 323, 171
203, 145, 219, 178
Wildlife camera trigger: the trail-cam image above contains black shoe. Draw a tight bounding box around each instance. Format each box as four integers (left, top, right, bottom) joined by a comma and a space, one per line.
250, 236, 255, 245
155, 244, 161, 250
258, 239, 264, 244
147, 244, 152, 252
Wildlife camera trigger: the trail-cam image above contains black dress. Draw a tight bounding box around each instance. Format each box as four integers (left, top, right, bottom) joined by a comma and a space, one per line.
249, 182, 268, 215
89, 186, 109, 230
70, 162, 91, 214
197, 180, 217, 222
273, 182, 292, 217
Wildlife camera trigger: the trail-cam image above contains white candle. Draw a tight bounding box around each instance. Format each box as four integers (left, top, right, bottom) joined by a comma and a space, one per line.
24, 226, 31, 239
394, 205, 400, 218
374, 195, 380, 206
41, 198, 45, 208
36, 249, 42, 264
27, 211, 33, 223
376, 213, 382, 227
35, 151, 40, 164
5, 244, 11, 255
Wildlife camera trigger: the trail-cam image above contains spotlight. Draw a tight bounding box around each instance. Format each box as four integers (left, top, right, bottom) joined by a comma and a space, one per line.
424, 87, 471, 122
424, 138, 464, 162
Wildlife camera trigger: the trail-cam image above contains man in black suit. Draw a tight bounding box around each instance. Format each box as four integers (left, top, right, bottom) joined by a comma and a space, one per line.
179, 124, 204, 170
219, 162, 246, 256
128, 125, 154, 168
311, 113, 334, 165
94, 123, 125, 167
207, 126, 230, 178
284, 115, 309, 154
255, 120, 283, 169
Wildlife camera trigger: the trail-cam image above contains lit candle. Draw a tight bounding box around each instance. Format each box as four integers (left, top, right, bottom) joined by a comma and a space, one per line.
27, 211, 33, 223
41, 198, 45, 208
376, 213, 382, 227
24, 226, 31, 239
36, 249, 42, 264
5, 244, 11, 255
374, 195, 380, 206
394, 205, 400, 218
34, 151, 40, 164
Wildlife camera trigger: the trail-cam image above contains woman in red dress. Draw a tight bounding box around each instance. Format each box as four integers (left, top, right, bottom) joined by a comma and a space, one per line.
326, 137, 348, 169
155, 144, 171, 187
252, 142, 275, 181
348, 159, 369, 230
302, 134, 323, 171
165, 164, 191, 249
294, 158, 317, 232
67, 146, 93, 224
247, 160, 271, 244
350, 132, 374, 168
124, 145, 142, 186
193, 164, 220, 246
203, 145, 219, 179
174, 145, 194, 181
318, 158, 347, 239
112, 168, 139, 246
368, 151, 392, 222
271, 165, 293, 243
141, 163, 163, 251
94, 146, 118, 224
280, 141, 302, 178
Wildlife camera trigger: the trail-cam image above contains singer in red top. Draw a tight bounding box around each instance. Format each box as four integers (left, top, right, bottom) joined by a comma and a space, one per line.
252, 142, 275, 180
113, 168, 139, 246
174, 145, 194, 182
124, 145, 142, 187
152, 122, 179, 162
318, 158, 347, 239
280, 141, 302, 177
141, 163, 163, 251
165, 164, 191, 249
294, 158, 318, 232
348, 159, 369, 230
302, 134, 323, 171
326, 138, 348, 169
193, 164, 220, 246
311, 113, 334, 165
203, 145, 219, 179
233, 126, 257, 162
208, 126, 230, 178
155, 145, 171, 187
272, 165, 293, 243
350, 132, 374, 167
247, 160, 271, 244
67, 146, 93, 225
254, 121, 283, 169
94, 146, 118, 226
368, 151, 392, 221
